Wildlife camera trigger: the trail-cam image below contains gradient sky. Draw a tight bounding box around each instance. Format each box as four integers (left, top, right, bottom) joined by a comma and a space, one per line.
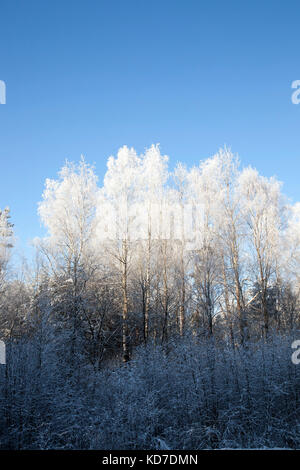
1, 0, 300, 259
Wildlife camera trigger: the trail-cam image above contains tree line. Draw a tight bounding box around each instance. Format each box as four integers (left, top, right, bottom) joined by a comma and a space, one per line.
0, 146, 300, 449
1, 145, 300, 364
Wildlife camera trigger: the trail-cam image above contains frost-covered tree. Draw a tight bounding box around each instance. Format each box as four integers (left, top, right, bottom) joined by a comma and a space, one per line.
238, 168, 284, 337
96, 146, 143, 362
38, 157, 98, 276
0, 207, 13, 286
0, 207, 14, 338
187, 157, 223, 337
37, 158, 99, 365
173, 163, 189, 336
138, 145, 169, 342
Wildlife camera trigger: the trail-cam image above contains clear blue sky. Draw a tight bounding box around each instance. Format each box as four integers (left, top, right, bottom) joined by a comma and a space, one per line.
1, 0, 300, 258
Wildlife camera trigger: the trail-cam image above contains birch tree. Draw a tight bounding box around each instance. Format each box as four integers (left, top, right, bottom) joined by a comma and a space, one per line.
97, 146, 143, 361
38, 157, 98, 363
139, 145, 169, 342
238, 168, 284, 338
0, 207, 13, 287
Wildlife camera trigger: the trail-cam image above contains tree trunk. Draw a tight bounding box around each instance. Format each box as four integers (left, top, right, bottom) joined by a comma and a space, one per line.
122, 240, 130, 362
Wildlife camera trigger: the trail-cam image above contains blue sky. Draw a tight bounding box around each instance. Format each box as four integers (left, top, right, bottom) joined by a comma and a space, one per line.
1, 0, 300, 258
